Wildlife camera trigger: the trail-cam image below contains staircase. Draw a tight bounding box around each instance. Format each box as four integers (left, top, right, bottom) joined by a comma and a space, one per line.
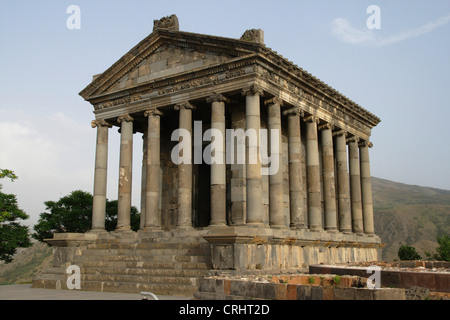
34, 236, 212, 297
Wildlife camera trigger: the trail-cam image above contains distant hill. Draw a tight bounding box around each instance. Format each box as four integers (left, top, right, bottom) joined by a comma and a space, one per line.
0, 241, 52, 285
372, 177, 450, 260
0, 177, 448, 284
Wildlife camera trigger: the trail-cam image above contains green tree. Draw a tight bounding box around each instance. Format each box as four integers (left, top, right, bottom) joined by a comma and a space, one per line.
426, 234, 450, 261
0, 169, 31, 263
33, 190, 140, 242
398, 244, 422, 260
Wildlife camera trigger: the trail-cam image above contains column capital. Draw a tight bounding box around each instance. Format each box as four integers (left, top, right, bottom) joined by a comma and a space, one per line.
91, 119, 112, 128
206, 93, 230, 104
346, 136, 360, 144
282, 106, 303, 117
174, 101, 196, 111
264, 96, 283, 106
333, 129, 348, 137
241, 84, 263, 96
303, 114, 320, 124
117, 114, 134, 123
318, 122, 334, 131
144, 108, 163, 118
359, 140, 373, 148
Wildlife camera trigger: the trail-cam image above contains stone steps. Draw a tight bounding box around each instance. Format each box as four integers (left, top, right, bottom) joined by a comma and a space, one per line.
78, 260, 210, 269
81, 281, 198, 296
64, 241, 212, 296
82, 273, 197, 286
81, 266, 207, 277
79, 248, 209, 258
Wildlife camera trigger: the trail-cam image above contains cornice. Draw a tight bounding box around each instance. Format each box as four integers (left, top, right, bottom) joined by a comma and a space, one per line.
80, 28, 380, 129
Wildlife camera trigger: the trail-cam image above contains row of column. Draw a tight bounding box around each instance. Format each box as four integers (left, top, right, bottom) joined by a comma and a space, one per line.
90, 89, 374, 236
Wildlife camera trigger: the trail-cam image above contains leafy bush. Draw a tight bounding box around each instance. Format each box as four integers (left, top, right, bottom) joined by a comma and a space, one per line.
426, 235, 450, 261
398, 244, 422, 260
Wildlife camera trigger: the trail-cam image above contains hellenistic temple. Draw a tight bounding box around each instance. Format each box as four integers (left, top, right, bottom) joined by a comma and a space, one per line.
33, 15, 383, 295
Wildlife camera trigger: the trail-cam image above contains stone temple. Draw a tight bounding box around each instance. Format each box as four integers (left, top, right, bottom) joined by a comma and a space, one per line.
33, 15, 383, 295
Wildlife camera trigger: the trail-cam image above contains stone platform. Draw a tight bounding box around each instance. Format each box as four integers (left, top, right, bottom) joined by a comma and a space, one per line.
33, 227, 383, 296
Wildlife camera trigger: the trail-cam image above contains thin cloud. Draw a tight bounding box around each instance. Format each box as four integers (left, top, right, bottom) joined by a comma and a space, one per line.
331, 13, 450, 47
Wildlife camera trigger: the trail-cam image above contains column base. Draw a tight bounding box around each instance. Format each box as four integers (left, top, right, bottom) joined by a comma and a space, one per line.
87, 228, 107, 233
209, 221, 227, 227
245, 222, 265, 228
270, 224, 289, 229
142, 226, 163, 232
290, 224, 307, 230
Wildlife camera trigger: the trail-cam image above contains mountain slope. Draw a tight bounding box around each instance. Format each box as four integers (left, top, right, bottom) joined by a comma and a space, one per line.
0, 241, 52, 285
372, 177, 450, 260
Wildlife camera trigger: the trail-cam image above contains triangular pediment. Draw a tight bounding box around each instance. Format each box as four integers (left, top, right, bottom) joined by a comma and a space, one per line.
80, 30, 258, 100
106, 44, 234, 94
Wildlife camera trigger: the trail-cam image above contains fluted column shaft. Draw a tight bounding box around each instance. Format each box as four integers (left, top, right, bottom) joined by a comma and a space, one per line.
348, 136, 363, 234
284, 107, 305, 229
208, 94, 228, 226
140, 130, 148, 229
304, 115, 322, 231
360, 141, 375, 235
91, 119, 111, 231
116, 114, 134, 231
266, 97, 285, 227
175, 102, 195, 228
319, 123, 338, 232
334, 130, 352, 233
144, 108, 163, 229
243, 86, 263, 225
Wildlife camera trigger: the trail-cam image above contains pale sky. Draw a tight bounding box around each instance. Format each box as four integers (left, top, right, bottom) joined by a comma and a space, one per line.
0, 0, 449, 227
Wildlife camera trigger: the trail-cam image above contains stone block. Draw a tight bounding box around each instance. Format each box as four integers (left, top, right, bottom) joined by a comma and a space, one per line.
354, 288, 374, 300
297, 286, 312, 300
434, 274, 450, 293
311, 287, 323, 300
381, 271, 401, 288
286, 284, 298, 300
263, 283, 277, 300
275, 284, 287, 300
214, 279, 224, 293
223, 279, 231, 295
334, 287, 356, 300
323, 287, 334, 300
198, 279, 215, 293
373, 288, 406, 300
288, 275, 310, 285
244, 281, 257, 298
230, 280, 243, 296
406, 286, 430, 300
337, 276, 353, 288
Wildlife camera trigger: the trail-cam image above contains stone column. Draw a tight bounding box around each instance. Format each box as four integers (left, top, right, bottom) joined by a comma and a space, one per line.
207, 94, 228, 226
91, 119, 112, 231
229, 107, 246, 225
116, 114, 134, 231
265, 97, 285, 228
242, 85, 264, 226
174, 102, 195, 228
144, 108, 163, 230
304, 115, 322, 231
348, 136, 364, 234
283, 106, 306, 229
319, 123, 338, 232
359, 140, 375, 235
140, 130, 147, 229
333, 130, 352, 234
